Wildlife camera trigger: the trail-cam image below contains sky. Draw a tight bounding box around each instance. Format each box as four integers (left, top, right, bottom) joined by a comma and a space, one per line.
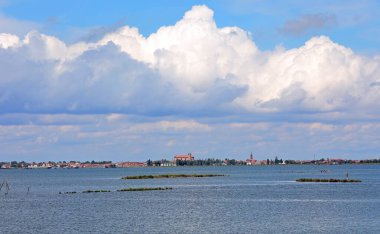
0, 0, 380, 162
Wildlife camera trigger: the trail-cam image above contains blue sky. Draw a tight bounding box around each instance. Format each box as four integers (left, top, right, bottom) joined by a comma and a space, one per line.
2, 0, 380, 53
0, 1, 380, 161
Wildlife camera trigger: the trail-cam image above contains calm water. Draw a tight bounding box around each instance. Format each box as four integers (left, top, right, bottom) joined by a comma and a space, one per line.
0, 165, 379, 233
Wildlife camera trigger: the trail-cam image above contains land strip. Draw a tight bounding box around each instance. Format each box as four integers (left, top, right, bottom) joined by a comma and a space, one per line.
121, 174, 225, 180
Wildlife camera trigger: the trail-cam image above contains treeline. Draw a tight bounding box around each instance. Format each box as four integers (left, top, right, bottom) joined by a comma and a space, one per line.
176, 158, 246, 166
284, 159, 380, 165
265, 157, 284, 165
82, 161, 112, 164
359, 159, 380, 164
0, 161, 29, 168
146, 158, 247, 166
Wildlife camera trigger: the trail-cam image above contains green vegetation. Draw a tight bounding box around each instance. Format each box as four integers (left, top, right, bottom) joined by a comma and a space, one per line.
59, 191, 77, 194
147, 158, 249, 166
359, 159, 380, 164
296, 178, 362, 183
121, 174, 225, 180
83, 160, 112, 164
117, 187, 173, 192
175, 158, 243, 166
82, 190, 111, 193
59, 187, 172, 194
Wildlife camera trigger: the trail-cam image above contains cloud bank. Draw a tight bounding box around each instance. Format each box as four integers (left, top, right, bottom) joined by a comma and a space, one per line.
1, 5, 380, 119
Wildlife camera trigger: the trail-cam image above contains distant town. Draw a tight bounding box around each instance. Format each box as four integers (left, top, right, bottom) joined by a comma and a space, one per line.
1, 153, 379, 169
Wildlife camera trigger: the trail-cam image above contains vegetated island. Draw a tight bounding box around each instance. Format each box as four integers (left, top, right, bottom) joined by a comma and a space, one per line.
59, 191, 77, 194
117, 187, 173, 192
59, 187, 173, 194
296, 178, 362, 183
121, 174, 225, 180
82, 189, 111, 193
58, 190, 111, 194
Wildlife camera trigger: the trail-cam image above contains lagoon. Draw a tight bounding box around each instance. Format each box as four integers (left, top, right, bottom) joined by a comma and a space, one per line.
1, 165, 379, 233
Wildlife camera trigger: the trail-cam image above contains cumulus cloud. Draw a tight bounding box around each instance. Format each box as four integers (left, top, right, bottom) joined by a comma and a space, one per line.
279, 13, 337, 36
0, 5, 379, 119
0, 33, 19, 48
237, 36, 380, 113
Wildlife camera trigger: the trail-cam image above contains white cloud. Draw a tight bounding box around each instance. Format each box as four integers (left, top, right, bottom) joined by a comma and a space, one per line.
0, 5, 379, 120
106, 113, 128, 122
0, 33, 19, 48
235, 36, 380, 113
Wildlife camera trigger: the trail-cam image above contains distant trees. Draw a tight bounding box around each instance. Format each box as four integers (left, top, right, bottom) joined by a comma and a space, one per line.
172, 158, 246, 166
84, 160, 112, 164
285, 160, 296, 164
266, 157, 284, 165
11, 161, 17, 168
175, 159, 222, 166
274, 157, 279, 164
360, 159, 380, 164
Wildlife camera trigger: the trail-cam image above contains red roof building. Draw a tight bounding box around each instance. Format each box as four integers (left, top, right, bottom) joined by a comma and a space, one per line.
246, 152, 257, 165
174, 153, 194, 161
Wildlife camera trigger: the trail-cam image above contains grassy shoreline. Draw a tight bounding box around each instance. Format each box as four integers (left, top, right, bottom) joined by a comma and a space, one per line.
60, 187, 173, 194
296, 178, 362, 183
117, 187, 173, 192
121, 174, 225, 180
82, 190, 111, 193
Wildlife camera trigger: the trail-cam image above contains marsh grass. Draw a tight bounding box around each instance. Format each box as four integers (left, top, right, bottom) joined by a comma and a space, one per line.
59, 187, 172, 194
59, 191, 77, 194
117, 187, 173, 192
122, 174, 224, 180
82, 190, 111, 193
296, 178, 361, 183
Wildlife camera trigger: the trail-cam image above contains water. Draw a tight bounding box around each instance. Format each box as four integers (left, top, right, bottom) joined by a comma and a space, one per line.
1, 165, 379, 233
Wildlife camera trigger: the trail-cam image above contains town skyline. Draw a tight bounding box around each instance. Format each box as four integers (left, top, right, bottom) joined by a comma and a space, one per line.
2, 153, 379, 169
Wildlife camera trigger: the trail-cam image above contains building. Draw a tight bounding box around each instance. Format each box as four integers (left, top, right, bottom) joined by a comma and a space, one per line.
246, 152, 257, 165
116, 162, 146, 168
1, 163, 11, 169
174, 153, 194, 161
160, 160, 176, 167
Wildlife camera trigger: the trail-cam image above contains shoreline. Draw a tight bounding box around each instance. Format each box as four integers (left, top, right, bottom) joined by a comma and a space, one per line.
2, 163, 380, 170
